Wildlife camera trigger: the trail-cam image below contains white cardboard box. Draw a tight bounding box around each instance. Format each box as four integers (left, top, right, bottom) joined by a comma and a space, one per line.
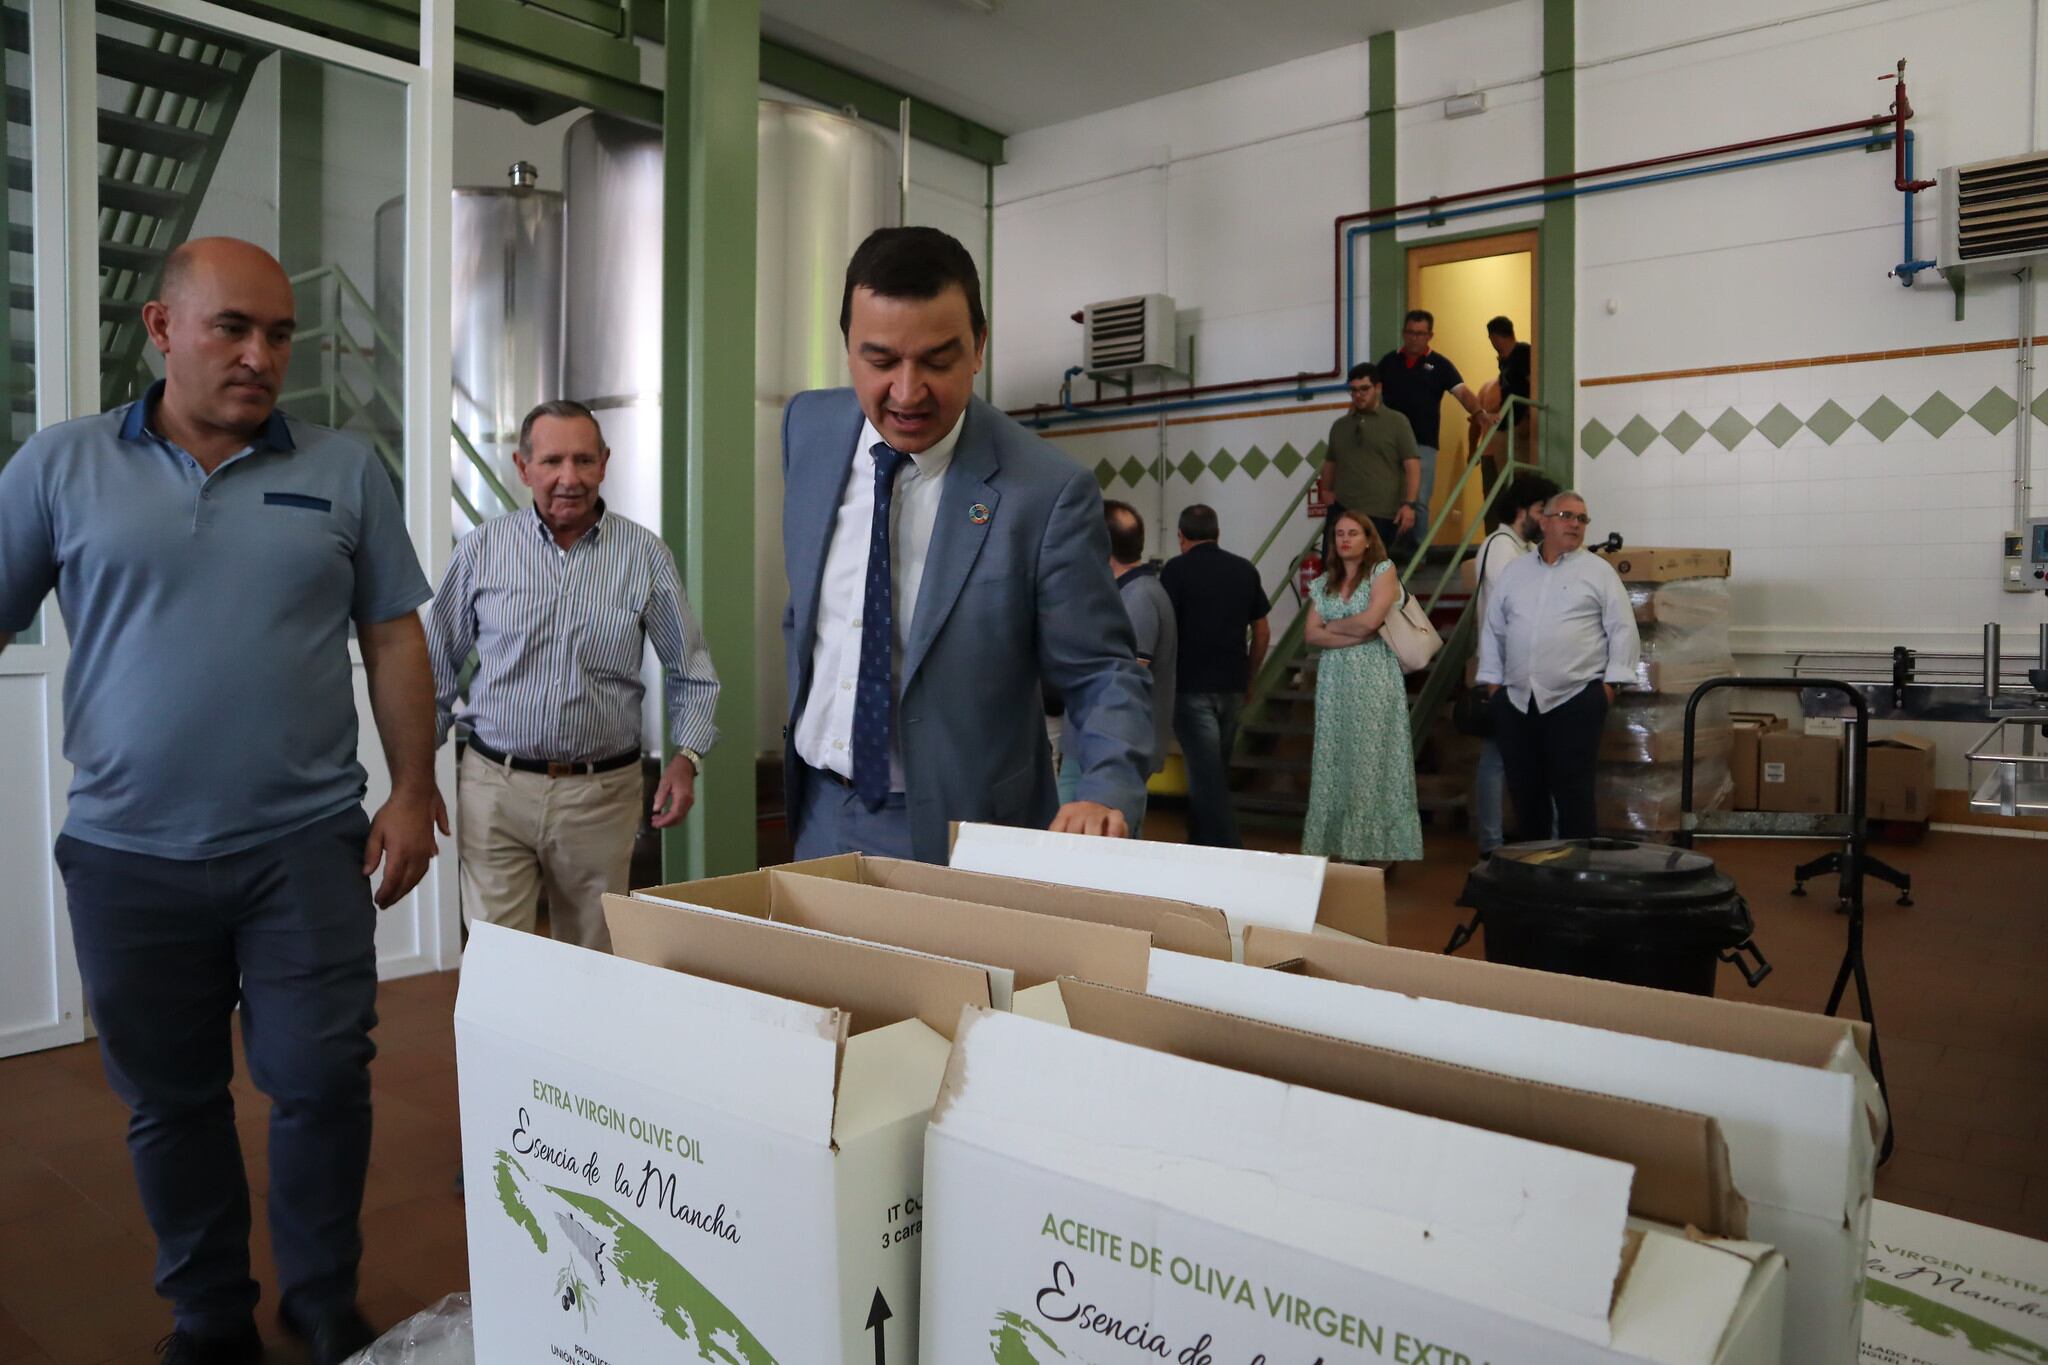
921, 987, 1786, 1365
1860, 1199, 2048, 1363
1153, 931, 1884, 1365
948, 821, 1389, 948
456, 903, 993, 1363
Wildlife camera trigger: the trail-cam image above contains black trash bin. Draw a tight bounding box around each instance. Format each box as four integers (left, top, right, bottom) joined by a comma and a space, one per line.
1449, 838, 1770, 996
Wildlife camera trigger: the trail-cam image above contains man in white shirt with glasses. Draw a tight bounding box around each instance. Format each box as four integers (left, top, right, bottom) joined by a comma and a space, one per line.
1476, 490, 1640, 843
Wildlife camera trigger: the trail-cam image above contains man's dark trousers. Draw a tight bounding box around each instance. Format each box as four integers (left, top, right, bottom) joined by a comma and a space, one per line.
1173, 692, 1244, 848
56, 806, 379, 1336
1491, 681, 1608, 842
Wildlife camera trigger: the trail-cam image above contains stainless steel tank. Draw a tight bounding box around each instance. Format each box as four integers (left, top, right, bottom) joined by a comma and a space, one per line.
563, 103, 898, 754
374, 160, 564, 527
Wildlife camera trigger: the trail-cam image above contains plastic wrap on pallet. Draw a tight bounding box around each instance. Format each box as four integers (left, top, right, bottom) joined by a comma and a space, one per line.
1599, 692, 1734, 763
1597, 758, 1733, 836
350, 1293, 473, 1364
1628, 577, 1733, 627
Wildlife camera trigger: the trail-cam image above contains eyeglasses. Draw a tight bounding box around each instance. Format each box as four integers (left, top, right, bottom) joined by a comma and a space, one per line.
1546, 511, 1591, 526
1348, 384, 1375, 395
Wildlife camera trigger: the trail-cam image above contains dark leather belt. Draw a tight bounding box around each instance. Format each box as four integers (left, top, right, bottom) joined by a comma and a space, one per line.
808, 763, 856, 790
467, 735, 640, 778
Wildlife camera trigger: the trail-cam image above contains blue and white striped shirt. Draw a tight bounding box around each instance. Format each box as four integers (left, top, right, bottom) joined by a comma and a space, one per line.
428, 504, 719, 762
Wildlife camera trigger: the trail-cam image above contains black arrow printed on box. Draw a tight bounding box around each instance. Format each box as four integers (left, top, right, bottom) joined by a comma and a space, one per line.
866, 1288, 892, 1365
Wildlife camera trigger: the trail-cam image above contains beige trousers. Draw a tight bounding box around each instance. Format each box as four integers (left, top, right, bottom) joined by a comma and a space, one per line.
457, 745, 643, 952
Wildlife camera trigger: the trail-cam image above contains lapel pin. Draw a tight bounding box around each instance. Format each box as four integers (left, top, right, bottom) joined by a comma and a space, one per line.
968, 503, 991, 525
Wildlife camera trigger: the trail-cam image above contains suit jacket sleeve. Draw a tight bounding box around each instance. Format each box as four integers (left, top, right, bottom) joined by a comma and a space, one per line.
1035, 467, 1154, 823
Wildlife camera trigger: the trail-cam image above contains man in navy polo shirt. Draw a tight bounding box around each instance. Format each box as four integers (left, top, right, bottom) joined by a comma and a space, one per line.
1376, 308, 1484, 546
0, 238, 442, 1363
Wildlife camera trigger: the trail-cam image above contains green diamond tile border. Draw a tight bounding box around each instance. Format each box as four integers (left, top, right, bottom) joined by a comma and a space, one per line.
1273, 445, 1305, 477
2033, 390, 2048, 425
1707, 407, 1753, 451
1209, 450, 1238, 480
1580, 419, 1614, 459
1912, 391, 1963, 438
1616, 415, 1659, 456
1092, 459, 1116, 490
1176, 452, 1205, 483
1117, 456, 1147, 486
1240, 446, 1271, 479
1968, 387, 2019, 435
1858, 396, 1908, 441
1662, 411, 1706, 453
1756, 404, 1802, 448
1806, 400, 1854, 445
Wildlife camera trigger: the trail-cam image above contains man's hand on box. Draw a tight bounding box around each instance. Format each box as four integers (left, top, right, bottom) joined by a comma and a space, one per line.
1049, 801, 1130, 839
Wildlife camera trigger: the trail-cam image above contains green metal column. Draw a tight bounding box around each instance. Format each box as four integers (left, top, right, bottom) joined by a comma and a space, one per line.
1539, 0, 1576, 484
1366, 31, 1399, 367
661, 0, 758, 880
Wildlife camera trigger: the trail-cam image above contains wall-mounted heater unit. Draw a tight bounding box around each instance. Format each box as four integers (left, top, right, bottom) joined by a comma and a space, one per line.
1937, 151, 2048, 274
1083, 293, 1178, 375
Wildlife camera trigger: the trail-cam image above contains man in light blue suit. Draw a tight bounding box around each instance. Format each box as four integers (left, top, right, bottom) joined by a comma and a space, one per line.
782, 227, 1153, 864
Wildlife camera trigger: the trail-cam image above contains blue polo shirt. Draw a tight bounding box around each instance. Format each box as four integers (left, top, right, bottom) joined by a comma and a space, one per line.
0, 382, 432, 859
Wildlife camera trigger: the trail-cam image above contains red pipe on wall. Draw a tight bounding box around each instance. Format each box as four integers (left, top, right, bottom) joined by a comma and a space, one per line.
1012, 112, 1896, 419
1887, 60, 1936, 193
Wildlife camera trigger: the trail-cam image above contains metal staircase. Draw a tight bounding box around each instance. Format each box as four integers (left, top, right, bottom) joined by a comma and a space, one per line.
1228, 398, 1541, 833
1, 1, 267, 425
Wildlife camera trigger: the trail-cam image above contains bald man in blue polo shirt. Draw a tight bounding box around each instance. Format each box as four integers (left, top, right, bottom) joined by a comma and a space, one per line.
0, 238, 442, 1363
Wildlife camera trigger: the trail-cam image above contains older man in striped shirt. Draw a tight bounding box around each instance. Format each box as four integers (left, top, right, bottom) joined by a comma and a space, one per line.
428, 399, 719, 951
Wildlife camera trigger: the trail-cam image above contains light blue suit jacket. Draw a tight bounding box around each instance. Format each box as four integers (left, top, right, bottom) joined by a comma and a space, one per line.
781, 389, 1153, 863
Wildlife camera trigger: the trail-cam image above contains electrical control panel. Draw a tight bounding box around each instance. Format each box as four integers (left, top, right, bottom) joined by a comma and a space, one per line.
2014, 519, 2048, 593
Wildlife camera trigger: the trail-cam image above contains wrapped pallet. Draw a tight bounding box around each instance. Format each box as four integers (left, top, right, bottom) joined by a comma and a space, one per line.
1595, 556, 1735, 838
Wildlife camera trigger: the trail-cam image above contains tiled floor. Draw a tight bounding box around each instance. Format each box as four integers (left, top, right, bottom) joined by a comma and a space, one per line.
0, 823, 2042, 1361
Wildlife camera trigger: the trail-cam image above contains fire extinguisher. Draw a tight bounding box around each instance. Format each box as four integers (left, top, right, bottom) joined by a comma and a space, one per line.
1297, 552, 1323, 600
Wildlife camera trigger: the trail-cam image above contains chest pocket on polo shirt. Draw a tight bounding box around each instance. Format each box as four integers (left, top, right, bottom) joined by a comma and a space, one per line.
264, 492, 333, 512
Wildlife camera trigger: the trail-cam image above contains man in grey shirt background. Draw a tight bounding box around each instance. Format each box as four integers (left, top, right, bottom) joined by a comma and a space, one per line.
1059, 500, 1172, 835
0, 238, 441, 1363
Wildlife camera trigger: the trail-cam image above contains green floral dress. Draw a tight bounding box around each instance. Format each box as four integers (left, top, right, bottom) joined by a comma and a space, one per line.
1302, 561, 1424, 863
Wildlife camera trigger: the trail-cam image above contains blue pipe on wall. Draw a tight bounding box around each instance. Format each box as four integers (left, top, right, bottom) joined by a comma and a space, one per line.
1894, 130, 1936, 286
1028, 130, 1895, 431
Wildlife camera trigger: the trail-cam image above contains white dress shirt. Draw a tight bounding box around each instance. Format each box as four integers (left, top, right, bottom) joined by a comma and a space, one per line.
793, 410, 965, 790
1475, 546, 1641, 713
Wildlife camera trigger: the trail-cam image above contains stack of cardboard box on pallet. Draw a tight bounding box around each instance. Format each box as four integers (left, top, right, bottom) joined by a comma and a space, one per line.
1594, 546, 1738, 838
455, 825, 1883, 1365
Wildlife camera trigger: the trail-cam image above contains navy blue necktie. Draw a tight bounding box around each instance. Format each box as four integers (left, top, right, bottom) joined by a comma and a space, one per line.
853, 441, 910, 811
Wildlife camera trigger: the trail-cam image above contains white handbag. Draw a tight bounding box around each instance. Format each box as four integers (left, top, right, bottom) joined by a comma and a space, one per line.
1379, 584, 1444, 674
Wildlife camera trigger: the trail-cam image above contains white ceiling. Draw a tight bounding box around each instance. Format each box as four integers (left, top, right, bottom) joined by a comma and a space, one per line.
761, 0, 1515, 136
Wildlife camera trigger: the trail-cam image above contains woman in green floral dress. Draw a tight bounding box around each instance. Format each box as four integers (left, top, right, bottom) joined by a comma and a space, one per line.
1301, 511, 1424, 863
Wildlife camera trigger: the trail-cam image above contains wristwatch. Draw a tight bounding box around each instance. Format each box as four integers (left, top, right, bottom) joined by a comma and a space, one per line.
678, 747, 703, 775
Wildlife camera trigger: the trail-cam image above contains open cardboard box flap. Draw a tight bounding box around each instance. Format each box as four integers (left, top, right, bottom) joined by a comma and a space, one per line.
930, 1004, 1780, 1358
631, 868, 1152, 991
1055, 978, 1746, 1237
947, 821, 1388, 945
603, 891, 992, 1041
769, 852, 1234, 958
457, 919, 849, 1146
1242, 930, 1886, 1143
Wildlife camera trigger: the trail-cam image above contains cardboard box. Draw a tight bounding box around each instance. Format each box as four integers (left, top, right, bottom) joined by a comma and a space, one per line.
1596, 545, 1733, 582
725, 852, 1234, 959
1598, 723, 1733, 765
1759, 731, 1842, 814
948, 821, 1388, 949
1169, 931, 1883, 1365
456, 907, 995, 1363
1730, 714, 1786, 811
921, 987, 1787, 1364
628, 867, 1153, 1007
1866, 733, 1937, 822
1860, 1199, 2048, 1364
1625, 654, 1740, 696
